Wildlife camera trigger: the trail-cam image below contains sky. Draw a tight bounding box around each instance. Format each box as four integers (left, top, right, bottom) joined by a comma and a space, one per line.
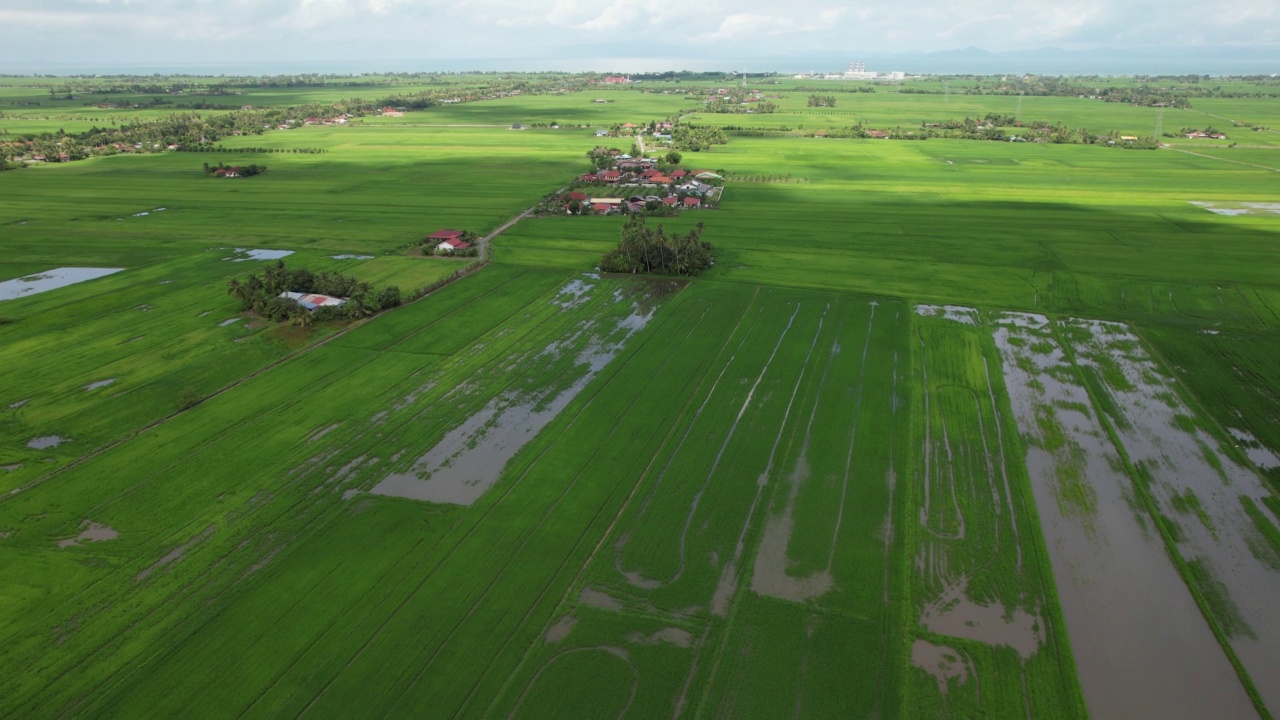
1, 0, 1276, 73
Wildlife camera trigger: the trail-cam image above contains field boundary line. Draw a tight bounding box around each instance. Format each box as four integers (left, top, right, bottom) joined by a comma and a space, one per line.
1164, 146, 1280, 172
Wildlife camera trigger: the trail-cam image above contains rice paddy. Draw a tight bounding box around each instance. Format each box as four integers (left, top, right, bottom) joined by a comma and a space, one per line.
2, 74, 1279, 718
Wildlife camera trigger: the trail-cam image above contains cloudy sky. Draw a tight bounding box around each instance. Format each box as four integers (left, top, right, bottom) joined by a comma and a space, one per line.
1, 0, 1276, 72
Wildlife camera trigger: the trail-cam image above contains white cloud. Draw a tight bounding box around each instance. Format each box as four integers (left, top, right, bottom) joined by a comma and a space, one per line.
0, 0, 1274, 69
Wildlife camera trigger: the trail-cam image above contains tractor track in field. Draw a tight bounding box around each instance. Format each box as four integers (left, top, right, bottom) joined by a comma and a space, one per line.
623, 302, 801, 591
293, 282, 676, 718
613, 299, 766, 588
477, 291, 760, 719
459, 303, 716, 718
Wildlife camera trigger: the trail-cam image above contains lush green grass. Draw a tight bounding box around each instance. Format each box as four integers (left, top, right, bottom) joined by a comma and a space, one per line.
2, 76, 1278, 719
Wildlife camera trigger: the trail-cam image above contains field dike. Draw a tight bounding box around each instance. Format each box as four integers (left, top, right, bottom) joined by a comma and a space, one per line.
372, 275, 660, 505
1064, 317, 1280, 716
991, 311, 1255, 720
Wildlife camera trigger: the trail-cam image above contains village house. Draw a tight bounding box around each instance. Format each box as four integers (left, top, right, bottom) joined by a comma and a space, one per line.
427, 229, 468, 252
280, 291, 346, 310
436, 238, 471, 253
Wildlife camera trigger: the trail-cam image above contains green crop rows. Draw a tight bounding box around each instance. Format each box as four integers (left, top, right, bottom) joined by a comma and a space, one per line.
2, 74, 1279, 718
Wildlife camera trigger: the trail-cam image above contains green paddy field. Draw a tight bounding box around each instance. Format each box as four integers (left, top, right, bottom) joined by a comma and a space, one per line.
2, 76, 1279, 719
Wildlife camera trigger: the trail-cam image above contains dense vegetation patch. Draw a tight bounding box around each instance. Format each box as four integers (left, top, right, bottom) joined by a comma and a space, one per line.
227, 260, 401, 324
598, 215, 714, 275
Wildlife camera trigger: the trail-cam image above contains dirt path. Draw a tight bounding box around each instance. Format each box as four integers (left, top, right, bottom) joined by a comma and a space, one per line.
1164, 146, 1280, 172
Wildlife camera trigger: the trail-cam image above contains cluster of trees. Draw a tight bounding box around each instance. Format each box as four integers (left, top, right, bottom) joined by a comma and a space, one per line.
184, 146, 327, 154
4, 77, 589, 168
599, 216, 714, 276
226, 261, 401, 325
705, 97, 779, 114
672, 125, 728, 152
203, 162, 266, 176
807, 95, 837, 107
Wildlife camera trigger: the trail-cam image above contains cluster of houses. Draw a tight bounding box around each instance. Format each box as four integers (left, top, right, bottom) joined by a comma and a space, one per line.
554, 155, 723, 215
1185, 130, 1227, 140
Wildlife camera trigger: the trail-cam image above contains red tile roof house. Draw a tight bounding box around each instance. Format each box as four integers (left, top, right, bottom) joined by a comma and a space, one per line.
436, 238, 472, 253
428, 229, 465, 242
670, 170, 688, 180
662, 197, 679, 207
683, 197, 702, 208
601, 170, 622, 183
565, 191, 589, 202
428, 229, 472, 252
592, 203, 613, 214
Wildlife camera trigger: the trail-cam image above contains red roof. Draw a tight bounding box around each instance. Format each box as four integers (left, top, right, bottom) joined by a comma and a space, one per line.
661, 197, 678, 206
601, 170, 621, 180
440, 239, 471, 249
428, 229, 464, 240
683, 197, 701, 207
670, 170, 688, 178
592, 203, 611, 212
566, 191, 588, 201
650, 175, 671, 184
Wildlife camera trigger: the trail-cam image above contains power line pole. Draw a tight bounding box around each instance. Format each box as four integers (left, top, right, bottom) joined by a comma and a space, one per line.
1016, 92, 1023, 120
1154, 107, 1165, 137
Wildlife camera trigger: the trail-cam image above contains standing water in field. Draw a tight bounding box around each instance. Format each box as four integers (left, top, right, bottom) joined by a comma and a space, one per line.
372, 275, 675, 505
991, 312, 1256, 719
0, 268, 124, 301
1063, 317, 1280, 715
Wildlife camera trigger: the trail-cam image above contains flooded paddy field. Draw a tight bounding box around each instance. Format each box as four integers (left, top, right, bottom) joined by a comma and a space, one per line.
991, 311, 1256, 719
3, 80, 1280, 720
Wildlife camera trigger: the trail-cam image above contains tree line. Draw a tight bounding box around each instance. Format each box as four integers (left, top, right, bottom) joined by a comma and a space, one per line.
599, 216, 715, 276
226, 260, 402, 326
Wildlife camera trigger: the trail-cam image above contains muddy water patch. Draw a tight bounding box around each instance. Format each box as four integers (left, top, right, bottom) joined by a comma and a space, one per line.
545, 615, 577, 643
135, 525, 216, 581
308, 423, 341, 444
0, 267, 124, 301
57, 520, 118, 548
627, 627, 692, 648
915, 303, 980, 326
27, 435, 70, 450
919, 577, 1042, 660
1190, 200, 1280, 216
1067, 315, 1280, 712
331, 254, 374, 260
372, 278, 660, 505
219, 317, 242, 327
1005, 314, 1261, 718
751, 453, 832, 602
579, 586, 624, 611
84, 378, 116, 391
224, 248, 294, 262
1229, 428, 1280, 470
911, 639, 972, 695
